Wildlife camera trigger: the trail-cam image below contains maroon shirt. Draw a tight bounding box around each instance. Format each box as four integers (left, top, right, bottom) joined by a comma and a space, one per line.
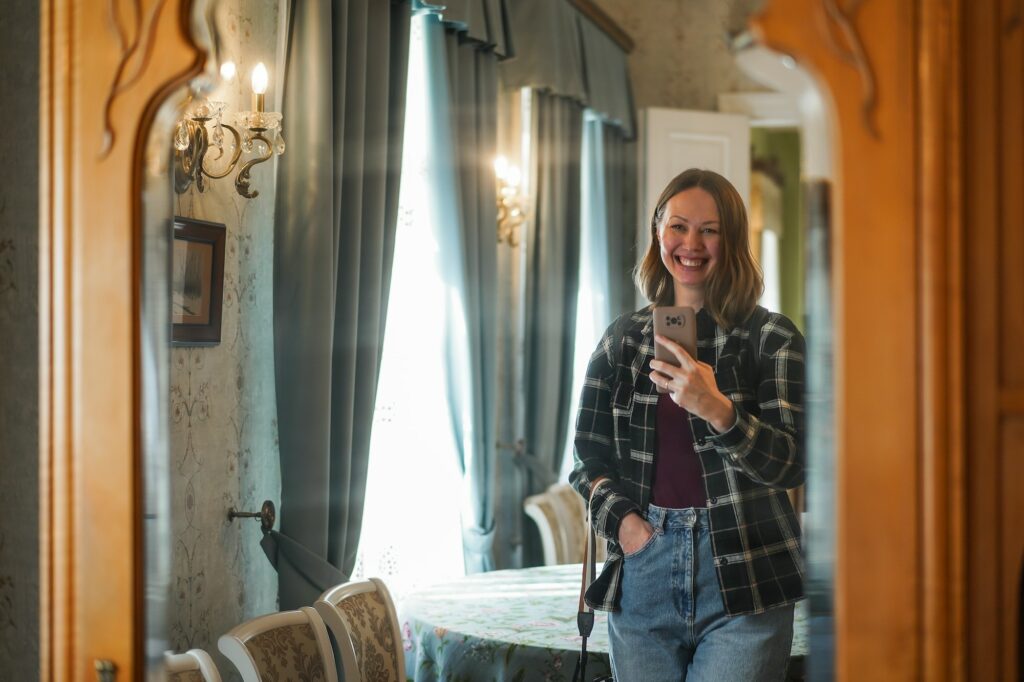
651, 393, 707, 508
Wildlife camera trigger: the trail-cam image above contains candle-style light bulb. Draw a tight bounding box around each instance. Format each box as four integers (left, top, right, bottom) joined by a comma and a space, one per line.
251, 62, 269, 112
220, 60, 237, 81
494, 155, 509, 181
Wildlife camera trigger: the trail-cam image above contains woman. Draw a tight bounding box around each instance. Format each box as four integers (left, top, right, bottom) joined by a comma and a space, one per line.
570, 168, 805, 681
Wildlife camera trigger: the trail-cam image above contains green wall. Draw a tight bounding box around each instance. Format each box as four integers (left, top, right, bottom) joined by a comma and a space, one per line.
751, 128, 804, 331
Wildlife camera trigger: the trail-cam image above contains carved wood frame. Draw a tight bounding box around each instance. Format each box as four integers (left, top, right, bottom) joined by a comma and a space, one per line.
40, 1, 203, 678
754, 0, 967, 679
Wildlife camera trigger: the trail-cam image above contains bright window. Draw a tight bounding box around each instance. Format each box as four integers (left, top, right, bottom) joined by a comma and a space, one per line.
353, 15, 465, 599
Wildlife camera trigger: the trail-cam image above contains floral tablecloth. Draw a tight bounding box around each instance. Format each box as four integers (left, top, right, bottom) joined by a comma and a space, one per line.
398, 564, 807, 682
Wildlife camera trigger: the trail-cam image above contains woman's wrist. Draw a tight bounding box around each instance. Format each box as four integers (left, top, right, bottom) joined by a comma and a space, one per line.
707, 393, 737, 433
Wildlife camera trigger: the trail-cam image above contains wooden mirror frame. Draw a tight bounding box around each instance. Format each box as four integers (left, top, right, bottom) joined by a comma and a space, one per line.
41, 0, 1018, 679
40, 1, 203, 678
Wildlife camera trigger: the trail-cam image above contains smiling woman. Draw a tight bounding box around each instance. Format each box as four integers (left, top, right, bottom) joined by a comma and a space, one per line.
638, 170, 764, 327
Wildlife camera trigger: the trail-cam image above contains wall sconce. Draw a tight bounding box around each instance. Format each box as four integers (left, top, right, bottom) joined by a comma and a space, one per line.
494, 156, 525, 247
174, 62, 286, 199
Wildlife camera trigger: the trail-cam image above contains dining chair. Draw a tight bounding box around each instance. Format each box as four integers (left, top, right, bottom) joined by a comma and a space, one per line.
525, 482, 607, 565
314, 577, 405, 682
218, 606, 338, 682
524, 487, 569, 564
163, 648, 222, 682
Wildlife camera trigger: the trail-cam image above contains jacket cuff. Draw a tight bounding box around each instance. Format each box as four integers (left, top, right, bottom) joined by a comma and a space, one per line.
710, 404, 757, 462
593, 486, 641, 542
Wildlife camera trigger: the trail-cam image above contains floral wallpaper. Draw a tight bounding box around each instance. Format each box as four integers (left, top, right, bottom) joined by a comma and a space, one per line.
0, 3, 39, 679
593, 0, 768, 111
166, 1, 284, 679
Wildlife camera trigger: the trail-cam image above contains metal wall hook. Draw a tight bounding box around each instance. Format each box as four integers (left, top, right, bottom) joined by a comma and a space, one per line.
228, 499, 276, 534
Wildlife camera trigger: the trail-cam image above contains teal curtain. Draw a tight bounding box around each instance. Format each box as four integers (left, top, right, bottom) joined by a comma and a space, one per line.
406, 8, 506, 572
267, 0, 411, 610
413, 6, 509, 573
443, 25, 501, 573
602, 123, 637, 320
558, 115, 635, 480
520, 92, 584, 564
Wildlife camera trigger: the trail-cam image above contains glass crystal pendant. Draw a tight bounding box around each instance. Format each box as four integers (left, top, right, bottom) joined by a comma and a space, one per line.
174, 122, 190, 151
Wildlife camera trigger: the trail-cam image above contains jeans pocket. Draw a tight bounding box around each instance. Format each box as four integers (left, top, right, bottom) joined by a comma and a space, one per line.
622, 528, 661, 560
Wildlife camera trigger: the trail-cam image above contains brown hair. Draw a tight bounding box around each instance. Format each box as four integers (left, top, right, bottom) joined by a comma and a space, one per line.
634, 168, 763, 330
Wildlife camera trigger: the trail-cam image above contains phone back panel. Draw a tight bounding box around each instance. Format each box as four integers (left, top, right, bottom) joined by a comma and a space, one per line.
653, 306, 697, 364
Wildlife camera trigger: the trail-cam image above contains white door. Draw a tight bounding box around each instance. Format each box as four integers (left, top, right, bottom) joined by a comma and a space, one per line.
637, 108, 750, 305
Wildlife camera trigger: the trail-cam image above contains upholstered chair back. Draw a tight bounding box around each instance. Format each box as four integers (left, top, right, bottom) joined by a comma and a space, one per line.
524, 483, 607, 565
218, 606, 338, 682
315, 577, 405, 682
163, 648, 222, 682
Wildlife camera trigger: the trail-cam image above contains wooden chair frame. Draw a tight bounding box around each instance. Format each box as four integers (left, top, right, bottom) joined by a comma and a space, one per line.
163, 648, 223, 682
314, 577, 406, 682
217, 607, 338, 682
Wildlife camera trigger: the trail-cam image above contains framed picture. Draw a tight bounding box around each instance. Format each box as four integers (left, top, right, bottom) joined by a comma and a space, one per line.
172, 216, 226, 345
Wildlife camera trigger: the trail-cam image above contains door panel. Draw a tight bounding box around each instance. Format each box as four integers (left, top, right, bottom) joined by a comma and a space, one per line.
636, 107, 750, 301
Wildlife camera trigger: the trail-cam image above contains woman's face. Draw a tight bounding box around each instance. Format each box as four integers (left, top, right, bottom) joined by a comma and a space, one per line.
657, 187, 722, 292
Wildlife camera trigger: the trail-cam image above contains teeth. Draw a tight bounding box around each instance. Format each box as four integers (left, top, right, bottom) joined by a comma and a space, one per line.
680, 258, 704, 267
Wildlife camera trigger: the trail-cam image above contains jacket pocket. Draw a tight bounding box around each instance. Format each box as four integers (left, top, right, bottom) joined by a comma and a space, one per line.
611, 382, 634, 417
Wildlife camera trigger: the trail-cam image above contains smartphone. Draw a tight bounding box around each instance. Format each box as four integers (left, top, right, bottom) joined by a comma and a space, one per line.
652, 306, 697, 393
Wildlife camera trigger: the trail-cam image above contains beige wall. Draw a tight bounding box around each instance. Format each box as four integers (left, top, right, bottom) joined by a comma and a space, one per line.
164, 2, 283, 677
593, 0, 768, 111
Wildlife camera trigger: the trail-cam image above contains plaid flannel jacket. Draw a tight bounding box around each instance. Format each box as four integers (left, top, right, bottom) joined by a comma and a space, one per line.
570, 305, 805, 616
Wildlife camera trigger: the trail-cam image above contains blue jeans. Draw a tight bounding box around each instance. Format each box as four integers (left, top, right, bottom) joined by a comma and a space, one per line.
608, 505, 794, 681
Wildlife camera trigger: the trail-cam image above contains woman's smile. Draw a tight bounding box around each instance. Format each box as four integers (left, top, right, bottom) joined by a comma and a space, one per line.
658, 187, 721, 293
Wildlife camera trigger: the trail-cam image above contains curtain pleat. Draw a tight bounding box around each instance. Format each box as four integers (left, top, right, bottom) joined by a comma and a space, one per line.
520, 92, 584, 564
602, 123, 637, 319
270, 0, 410, 610
500, 0, 634, 138
436, 20, 501, 573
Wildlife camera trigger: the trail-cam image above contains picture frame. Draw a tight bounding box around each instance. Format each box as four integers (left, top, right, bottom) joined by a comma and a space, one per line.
171, 216, 226, 346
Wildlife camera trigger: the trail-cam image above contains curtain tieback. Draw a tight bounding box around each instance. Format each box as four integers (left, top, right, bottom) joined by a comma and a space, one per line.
462, 524, 495, 554
498, 439, 558, 489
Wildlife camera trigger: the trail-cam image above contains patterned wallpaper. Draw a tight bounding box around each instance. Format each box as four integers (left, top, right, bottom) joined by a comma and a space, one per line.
0, 3, 39, 679
165, 1, 284, 678
593, 0, 768, 111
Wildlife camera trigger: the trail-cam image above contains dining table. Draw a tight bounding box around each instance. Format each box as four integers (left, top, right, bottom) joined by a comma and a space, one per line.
398, 563, 808, 681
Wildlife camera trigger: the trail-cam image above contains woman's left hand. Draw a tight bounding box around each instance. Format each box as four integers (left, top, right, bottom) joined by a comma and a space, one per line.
650, 334, 737, 433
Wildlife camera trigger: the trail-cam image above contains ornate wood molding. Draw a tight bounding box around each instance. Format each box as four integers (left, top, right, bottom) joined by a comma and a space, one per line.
40, 0, 204, 678
819, 0, 879, 139
101, 0, 170, 156
753, 0, 963, 678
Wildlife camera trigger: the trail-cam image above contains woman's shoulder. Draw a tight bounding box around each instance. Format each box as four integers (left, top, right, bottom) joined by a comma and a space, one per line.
743, 306, 804, 352
604, 306, 652, 339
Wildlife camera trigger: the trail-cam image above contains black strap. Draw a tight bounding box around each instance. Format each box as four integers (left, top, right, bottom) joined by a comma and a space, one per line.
574, 479, 610, 682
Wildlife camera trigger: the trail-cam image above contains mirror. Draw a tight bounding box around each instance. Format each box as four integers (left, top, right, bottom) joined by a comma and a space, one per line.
139, 0, 835, 679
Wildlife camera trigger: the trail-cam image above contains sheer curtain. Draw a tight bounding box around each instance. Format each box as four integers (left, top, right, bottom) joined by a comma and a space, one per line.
354, 14, 465, 599
560, 112, 613, 481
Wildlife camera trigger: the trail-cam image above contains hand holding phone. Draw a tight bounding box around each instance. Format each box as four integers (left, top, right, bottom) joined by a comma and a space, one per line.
652, 306, 697, 393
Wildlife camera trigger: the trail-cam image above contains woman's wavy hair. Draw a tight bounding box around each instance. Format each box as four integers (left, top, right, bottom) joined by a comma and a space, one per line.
635, 168, 763, 330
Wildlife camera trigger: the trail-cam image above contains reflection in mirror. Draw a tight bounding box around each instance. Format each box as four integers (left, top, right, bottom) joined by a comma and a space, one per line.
728, 40, 837, 680
140, 1, 835, 680
142, 1, 286, 678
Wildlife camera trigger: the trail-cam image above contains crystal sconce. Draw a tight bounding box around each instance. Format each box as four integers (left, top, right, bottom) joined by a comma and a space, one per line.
494, 156, 525, 247
174, 62, 285, 199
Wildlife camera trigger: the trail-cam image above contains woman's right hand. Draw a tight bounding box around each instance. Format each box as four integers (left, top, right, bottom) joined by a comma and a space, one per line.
618, 511, 655, 555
